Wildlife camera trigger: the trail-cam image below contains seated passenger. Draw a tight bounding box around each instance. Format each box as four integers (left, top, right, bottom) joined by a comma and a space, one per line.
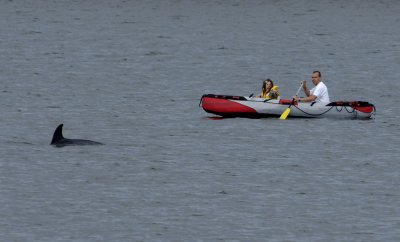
293, 70, 330, 103
257, 79, 280, 99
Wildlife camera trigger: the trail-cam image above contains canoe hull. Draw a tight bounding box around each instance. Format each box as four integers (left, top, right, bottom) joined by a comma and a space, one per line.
200, 94, 375, 119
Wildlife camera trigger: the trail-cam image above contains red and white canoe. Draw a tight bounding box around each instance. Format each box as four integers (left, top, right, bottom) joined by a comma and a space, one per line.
200, 94, 376, 119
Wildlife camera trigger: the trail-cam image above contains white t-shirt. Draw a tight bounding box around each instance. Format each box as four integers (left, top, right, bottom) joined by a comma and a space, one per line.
310, 81, 330, 103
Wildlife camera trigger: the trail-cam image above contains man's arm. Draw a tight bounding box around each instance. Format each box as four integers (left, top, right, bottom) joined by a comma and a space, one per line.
302, 80, 311, 97
298, 95, 317, 102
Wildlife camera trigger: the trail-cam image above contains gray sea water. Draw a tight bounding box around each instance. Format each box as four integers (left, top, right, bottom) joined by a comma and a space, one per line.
1, 0, 400, 241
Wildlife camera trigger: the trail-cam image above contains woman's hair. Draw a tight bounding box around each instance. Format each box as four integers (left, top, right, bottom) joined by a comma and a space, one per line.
262, 79, 274, 92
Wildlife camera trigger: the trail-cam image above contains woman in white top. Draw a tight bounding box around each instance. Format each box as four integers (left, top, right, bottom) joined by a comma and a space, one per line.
294, 70, 330, 103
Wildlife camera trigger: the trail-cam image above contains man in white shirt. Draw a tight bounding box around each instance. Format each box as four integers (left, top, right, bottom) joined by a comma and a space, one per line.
294, 70, 330, 103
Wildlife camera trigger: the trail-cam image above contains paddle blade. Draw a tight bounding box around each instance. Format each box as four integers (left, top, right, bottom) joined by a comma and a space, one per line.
279, 107, 291, 120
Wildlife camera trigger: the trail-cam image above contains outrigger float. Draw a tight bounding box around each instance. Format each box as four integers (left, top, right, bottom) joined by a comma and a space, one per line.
200, 94, 376, 119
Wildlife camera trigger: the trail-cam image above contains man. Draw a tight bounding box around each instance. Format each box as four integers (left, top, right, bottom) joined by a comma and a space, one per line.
294, 70, 330, 103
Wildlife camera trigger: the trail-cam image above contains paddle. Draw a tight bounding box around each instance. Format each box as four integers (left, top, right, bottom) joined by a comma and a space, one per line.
279, 83, 303, 120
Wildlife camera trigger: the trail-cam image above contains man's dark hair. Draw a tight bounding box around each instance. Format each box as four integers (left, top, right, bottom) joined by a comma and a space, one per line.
313, 70, 322, 77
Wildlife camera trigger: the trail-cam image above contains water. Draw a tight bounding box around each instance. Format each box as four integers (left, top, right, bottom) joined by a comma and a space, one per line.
1, 0, 400, 241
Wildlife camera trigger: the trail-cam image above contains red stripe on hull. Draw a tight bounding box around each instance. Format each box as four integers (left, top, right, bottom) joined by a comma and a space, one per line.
353, 106, 374, 113
201, 97, 257, 116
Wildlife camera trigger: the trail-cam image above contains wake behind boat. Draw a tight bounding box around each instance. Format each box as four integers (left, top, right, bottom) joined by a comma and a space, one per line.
200, 94, 375, 119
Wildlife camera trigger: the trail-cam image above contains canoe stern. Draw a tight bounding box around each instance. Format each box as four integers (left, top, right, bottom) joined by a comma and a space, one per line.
200, 94, 257, 117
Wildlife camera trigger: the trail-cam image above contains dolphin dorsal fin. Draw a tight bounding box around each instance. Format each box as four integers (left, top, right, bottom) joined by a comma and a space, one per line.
51, 124, 65, 144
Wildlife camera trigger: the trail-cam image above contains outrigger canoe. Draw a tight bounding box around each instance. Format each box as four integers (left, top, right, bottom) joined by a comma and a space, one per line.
200, 94, 376, 119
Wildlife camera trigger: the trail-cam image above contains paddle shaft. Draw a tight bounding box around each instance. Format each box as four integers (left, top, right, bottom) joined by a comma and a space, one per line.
294, 83, 304, 99
288, 83, 304, 106
289, 83, 304, 106
279, 83, 303, 119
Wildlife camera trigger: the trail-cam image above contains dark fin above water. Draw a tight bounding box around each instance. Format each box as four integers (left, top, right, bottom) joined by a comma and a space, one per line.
50, 123, 104, 147
51, 124, 65, 145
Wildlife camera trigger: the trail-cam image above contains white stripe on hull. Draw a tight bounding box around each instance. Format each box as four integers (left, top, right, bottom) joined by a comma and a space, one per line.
232, 98, 373, 119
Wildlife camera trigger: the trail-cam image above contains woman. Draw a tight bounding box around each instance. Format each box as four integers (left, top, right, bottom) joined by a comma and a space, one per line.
257, 79, 280, 99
